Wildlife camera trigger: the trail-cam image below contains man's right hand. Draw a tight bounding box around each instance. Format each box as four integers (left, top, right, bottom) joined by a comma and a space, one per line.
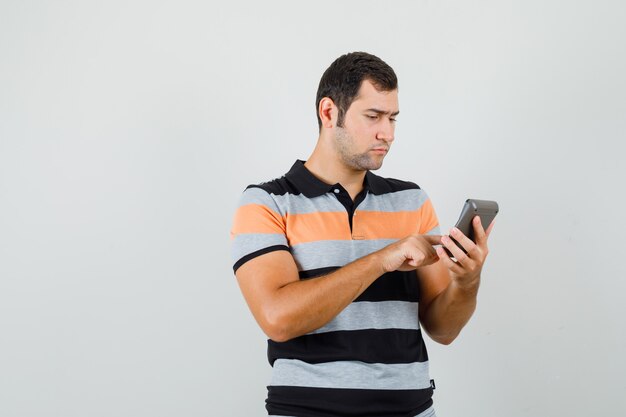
378, 234, 442, 273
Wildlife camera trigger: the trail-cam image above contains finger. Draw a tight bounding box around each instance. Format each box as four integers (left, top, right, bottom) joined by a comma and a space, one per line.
424, 239, 442, 263
441, 235, 474, 267
404, 246, 430, 268
421, 234, 442, 246
485, 219, 496, 238
449, 227, 477, 257
417, 242, 439, 265
436, 246, 464, 274
472, 216, 488, 247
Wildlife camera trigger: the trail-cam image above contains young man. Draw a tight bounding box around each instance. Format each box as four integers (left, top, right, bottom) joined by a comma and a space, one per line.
231, 52, 494, 417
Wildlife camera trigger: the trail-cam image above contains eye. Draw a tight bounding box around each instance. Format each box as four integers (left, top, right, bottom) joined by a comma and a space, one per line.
366, 114, 378, 120
390, 118, 397, 122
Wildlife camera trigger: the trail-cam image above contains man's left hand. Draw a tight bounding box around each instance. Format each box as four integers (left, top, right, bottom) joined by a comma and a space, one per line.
436, 216, 495, 291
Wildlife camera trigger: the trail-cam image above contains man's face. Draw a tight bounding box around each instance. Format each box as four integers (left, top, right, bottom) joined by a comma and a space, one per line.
333, 79, 399, 171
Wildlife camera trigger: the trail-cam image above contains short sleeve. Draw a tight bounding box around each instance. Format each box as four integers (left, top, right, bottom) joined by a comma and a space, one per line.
230, 187, 289, 273
417, 191, 440, 236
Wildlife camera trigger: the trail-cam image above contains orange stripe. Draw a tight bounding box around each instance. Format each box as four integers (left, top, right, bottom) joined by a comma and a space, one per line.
232, 200, 440, 243
417, 198, 439, 235
231, 204, 286, 236
353, 200, 440, 240
352, 210, 420, 240
286, 211, 352, 245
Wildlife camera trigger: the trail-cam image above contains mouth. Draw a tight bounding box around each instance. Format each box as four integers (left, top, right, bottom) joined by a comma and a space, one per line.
371, 147, 389, 154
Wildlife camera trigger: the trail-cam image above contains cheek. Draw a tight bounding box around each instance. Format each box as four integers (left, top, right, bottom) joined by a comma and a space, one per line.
358, 126, 377, 142
351, 121, 374, 137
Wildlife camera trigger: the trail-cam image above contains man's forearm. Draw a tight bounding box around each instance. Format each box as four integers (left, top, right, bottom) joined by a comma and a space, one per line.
265, 252, 385, 342
420, 278, 480, 345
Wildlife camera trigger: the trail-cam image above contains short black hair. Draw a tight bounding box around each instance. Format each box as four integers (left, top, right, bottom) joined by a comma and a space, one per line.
315, 52, 398, 130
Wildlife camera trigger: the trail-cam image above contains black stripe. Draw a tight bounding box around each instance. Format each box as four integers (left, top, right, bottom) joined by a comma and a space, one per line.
233, 245, 290, 273
298, 266, 340, 279
246, 176, 301, 196
268, 328, 428, 365
267, 385, 433, 417
366, 171, 421, 196
295, 270, 419, 302
356, 270, 420, 302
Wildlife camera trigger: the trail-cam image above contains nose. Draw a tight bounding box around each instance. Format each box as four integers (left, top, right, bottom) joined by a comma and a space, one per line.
376, 119, 395, 143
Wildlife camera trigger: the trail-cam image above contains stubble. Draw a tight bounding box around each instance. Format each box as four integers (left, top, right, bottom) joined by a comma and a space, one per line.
334, 127, 385, 171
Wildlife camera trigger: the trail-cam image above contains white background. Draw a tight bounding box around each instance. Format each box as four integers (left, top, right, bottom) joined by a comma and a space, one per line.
1, 1, 625, 416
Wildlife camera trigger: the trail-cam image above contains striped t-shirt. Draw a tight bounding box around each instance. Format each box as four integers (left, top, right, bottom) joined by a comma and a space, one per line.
231, 160, 441, 417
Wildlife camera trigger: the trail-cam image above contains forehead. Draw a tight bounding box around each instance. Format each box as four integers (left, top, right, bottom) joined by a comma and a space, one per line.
350, 79, 399, 111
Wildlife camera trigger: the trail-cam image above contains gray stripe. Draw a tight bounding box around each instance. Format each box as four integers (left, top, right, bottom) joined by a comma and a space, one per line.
233, 233, 438, 270
270, 192, 345, 214
270, 406, 435, 417
426, 225, 441, 235
237, 187, 283, 214
231, 233, 288, 264
309, 301, 419, 334
416, 406, 437, 417
358, 188, 430, 212
239, 187, 344, 215
270, 359, 431, 390
241, 187, 431, 215
291, 239, 396, 271
271, 408, 434, 417
234, 232, 439, 269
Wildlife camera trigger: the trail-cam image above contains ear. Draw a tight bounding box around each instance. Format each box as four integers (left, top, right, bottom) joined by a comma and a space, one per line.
318, 97, 336, 129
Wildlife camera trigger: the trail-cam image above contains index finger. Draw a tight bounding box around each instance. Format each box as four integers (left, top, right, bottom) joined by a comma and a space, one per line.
421, 234, 442, 246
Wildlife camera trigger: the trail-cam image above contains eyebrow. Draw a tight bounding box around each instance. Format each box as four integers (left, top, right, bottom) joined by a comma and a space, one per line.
365, 108, 400, 117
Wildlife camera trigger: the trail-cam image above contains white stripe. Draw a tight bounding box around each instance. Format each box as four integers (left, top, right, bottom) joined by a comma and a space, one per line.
271, 359, 431, 390
269, 192, 344, 214
291, 239, 396, 271
416, 406, 437, 417
239, 187, 344, 215
271, 408, 434, 417
234, 233, 438, 270
310, 301, 419, 334
237, 187, 283, 213
231, 233, 288, 265
358, 188, 430, 212
426, 225, 441, 235
240, 186, 431, 215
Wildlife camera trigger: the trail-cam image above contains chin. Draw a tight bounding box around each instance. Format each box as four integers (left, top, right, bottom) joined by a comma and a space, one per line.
345, 154, 385, 171
368, 157, 386, 171
361, 160, 384, 171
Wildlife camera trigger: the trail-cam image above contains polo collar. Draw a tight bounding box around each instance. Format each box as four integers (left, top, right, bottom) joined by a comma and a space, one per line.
365, 169, 393, 195
285, 160, 390, 197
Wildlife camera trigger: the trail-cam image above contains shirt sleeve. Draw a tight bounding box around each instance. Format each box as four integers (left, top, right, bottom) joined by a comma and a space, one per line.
417, 190, 441, 236
230, 187, 289, 273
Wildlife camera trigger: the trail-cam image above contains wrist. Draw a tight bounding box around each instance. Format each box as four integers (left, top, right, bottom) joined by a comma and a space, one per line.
370, 250, 390, 275
452, 274, 481, 296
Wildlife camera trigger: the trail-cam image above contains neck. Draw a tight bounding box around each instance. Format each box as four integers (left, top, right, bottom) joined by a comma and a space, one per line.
305, 137, 366, 200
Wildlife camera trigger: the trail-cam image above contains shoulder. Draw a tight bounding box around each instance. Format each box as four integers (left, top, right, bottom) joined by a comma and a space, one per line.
245, 175, 299, 196
237, 175, 300, 215
366, 171, 422, 195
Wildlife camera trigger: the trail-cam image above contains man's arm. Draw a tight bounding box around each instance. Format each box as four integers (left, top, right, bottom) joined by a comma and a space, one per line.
417, 216, 494, 345
235, 234, 441, 342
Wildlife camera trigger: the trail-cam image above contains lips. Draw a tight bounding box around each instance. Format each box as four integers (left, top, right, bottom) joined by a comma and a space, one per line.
371, 147, 389, 153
